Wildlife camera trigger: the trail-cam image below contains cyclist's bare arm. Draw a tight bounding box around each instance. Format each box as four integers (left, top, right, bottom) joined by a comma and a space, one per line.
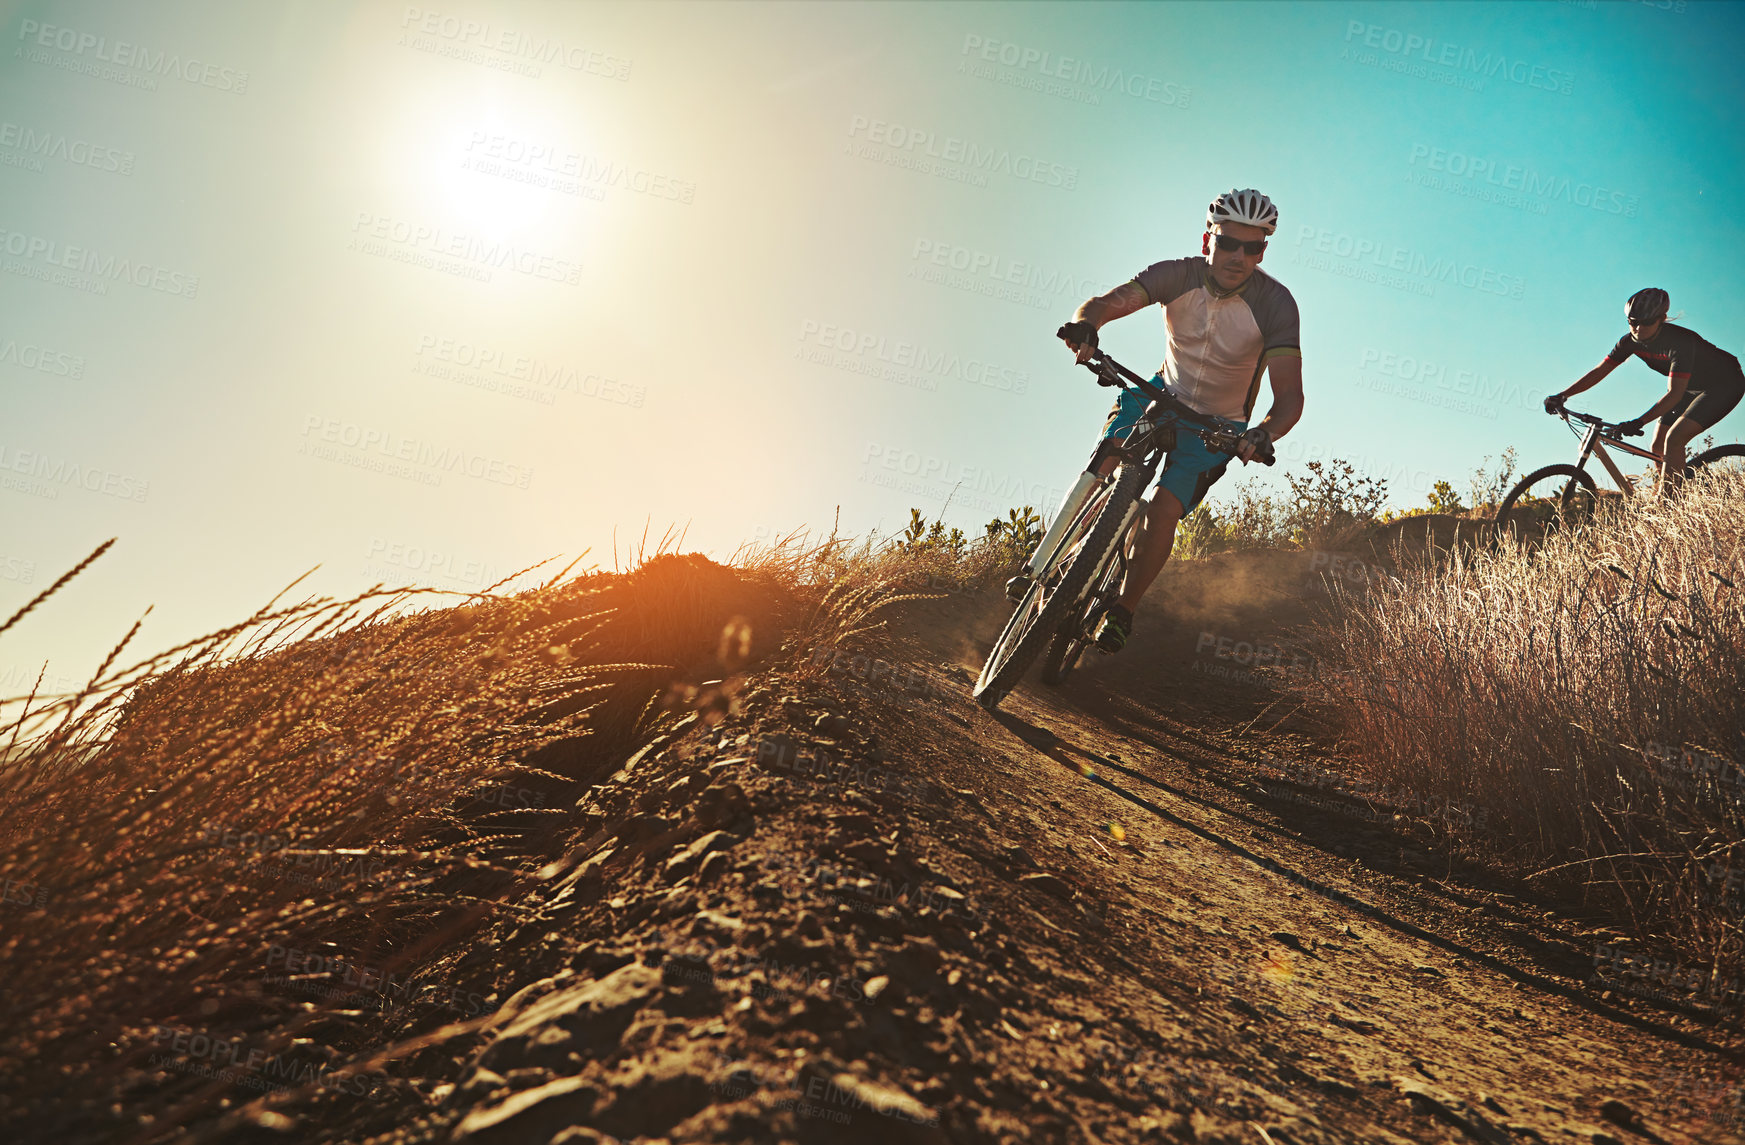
1063, 283, 1151, 360
1075, 282, 1150, 328
1241, 355, 1303, 461
1252, 355, 1303, 440
1639, 373, 1690, 422
1561, 355, 1622, 398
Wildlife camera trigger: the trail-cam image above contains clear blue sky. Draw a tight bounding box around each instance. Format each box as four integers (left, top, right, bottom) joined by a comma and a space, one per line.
2, 0, 1742, 681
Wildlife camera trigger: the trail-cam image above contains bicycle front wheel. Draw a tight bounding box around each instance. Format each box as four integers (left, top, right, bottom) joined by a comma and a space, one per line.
975, 464, 1145, 711
1494, 464, 1599, 546
1039, 526, 1128, 687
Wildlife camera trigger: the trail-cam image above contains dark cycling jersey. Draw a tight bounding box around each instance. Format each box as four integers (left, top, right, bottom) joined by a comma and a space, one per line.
1602, 323, 1743, 392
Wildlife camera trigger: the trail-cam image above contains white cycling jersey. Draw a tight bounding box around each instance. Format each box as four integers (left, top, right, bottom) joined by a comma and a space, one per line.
1131, 258, 1301, 422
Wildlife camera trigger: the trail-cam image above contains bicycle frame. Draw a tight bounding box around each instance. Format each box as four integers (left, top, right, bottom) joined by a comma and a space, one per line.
1568, 415, 1662, 497
1017, 351, 1254, 581
975, 346, 1273, 707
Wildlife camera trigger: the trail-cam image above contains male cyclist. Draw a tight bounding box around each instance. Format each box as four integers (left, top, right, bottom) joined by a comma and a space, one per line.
1546, 288, 1745, 494
1048, 188, 1304, 653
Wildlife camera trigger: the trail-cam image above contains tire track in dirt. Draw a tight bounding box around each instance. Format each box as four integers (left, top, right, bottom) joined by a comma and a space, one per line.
905, 570, 1744, 1144
298, 562, 1741, 1145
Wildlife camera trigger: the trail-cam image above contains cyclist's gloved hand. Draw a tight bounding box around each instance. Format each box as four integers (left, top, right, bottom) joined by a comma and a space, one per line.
1058, 320, 1098, 361
1616, 417, 1647, 438
1238, 426, 1273, 464
1544, 393, 1567, 415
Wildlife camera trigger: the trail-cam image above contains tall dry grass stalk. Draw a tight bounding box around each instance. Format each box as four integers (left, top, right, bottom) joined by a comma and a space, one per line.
1301, 469, 1745, 969
0, 513, 1044, 1140
0, 537, 793, 1142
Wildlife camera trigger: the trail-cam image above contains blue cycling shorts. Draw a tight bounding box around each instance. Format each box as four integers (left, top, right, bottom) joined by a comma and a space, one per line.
1100, 381, 1245, 515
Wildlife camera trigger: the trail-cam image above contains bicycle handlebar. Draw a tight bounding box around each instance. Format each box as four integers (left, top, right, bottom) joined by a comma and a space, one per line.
1554, 406, 1634, 436
1069, 345, 1275, 465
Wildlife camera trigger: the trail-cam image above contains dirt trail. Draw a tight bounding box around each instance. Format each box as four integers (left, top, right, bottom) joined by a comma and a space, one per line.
332, 551, 1743, 1145
902, 553, 1745, 1143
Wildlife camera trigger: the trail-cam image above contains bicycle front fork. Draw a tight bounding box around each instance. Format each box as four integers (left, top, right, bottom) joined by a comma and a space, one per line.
1020, 435, 1135, 580
1021, 468, 1104, 581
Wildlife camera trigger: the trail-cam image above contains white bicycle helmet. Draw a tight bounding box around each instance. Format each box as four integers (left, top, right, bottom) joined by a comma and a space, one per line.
1207, 188, 1279, 235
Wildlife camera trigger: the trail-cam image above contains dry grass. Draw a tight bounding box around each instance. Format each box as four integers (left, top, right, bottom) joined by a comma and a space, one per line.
731, 510, 1026, 669
0, 534, 804, 1142
1299, 469, 1745, 971
0, 509, 986, 1142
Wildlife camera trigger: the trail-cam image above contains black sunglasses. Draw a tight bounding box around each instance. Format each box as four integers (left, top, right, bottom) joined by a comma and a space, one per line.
1213, 232, 1267, 256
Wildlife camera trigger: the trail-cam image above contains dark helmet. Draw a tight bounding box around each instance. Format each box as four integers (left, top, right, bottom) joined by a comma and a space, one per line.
1627, 287, 1670, 323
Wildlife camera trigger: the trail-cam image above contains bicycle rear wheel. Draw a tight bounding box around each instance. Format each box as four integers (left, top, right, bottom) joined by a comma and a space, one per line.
975, 464, 1144, 711
1494, 464, 1599, 546
1686, 443, 1745, 482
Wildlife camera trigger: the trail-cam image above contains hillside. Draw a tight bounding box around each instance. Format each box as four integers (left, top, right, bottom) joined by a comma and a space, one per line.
2, 540, 1742, 1145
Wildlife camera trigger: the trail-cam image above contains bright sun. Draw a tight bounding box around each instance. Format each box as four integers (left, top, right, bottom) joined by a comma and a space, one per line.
390, 84, 580, 242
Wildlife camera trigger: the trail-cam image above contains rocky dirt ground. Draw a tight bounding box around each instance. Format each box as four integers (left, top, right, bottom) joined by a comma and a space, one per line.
136, 547, 1745, 1145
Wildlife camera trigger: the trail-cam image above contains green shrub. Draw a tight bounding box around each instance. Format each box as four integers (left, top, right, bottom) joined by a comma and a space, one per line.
1283, 460, 1388, 548
1426, 480, 1465, 516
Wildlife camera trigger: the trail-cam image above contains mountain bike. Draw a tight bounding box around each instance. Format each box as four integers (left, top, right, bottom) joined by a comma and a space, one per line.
1494, 406, 1745, 542
973, 347, 1272, 712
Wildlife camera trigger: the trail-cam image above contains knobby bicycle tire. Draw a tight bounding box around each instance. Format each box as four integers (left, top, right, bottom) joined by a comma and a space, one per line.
974, 465, 1144, 711
1039, 524, 1128, 687
1493, 463, 1600, 545
1686, 443, 1745, 480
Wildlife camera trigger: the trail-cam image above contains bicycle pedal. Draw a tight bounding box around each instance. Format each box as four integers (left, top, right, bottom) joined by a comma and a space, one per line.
1004, 574, 1033, 602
